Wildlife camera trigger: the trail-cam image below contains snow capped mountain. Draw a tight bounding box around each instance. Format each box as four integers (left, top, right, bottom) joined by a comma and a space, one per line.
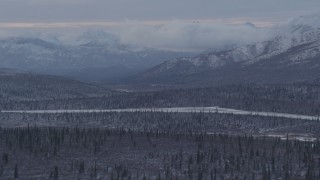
244, 22, 257, 28
75, 29, 120, 46
0, 37, 62, 50
286, 13, 320, 32
129, 13, 320, 86
0, 37, 72, 71
151, 36, 291, 73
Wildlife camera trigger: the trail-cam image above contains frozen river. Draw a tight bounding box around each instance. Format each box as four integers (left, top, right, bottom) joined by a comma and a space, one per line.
2, 107, 319, 121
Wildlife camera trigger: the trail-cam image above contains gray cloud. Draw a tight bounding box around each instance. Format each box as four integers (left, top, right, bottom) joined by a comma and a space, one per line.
0, 20, 273, 52
111, 21, 272, 51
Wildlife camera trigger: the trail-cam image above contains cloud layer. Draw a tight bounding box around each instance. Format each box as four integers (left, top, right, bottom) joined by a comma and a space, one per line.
0, 20, 274, 52
112, 21, 272, 51
2, 11, 320, 52
0, 0, 319, 52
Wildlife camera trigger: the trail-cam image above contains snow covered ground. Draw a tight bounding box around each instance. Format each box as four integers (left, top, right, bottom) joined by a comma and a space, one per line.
2, 107, 319, 121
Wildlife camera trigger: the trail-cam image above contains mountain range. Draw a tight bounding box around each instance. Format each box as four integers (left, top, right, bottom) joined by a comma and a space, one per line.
0, 30, 194, 83
1, 14, 320, 87
125, 13, 320, 87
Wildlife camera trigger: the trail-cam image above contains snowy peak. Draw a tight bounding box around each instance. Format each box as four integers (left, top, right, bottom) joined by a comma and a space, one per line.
276, 13, 320, 43
0, 37, 58, 48
159, 36, 290, 71
193, 13, 320, 66
0, 37, 68, 60
244, 22, 257, 28
75, 29, 120, 46
287, 13, 320, 32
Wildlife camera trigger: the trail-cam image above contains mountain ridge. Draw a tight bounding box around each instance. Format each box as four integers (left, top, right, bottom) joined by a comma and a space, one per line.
125, 13, 320, 87
0, 32, 194, 83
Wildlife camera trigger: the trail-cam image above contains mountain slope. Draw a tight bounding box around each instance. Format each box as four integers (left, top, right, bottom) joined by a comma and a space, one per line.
127, 14, 320, 87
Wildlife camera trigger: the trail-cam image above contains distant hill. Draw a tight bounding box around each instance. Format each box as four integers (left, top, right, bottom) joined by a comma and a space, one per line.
0, 69, 112, 102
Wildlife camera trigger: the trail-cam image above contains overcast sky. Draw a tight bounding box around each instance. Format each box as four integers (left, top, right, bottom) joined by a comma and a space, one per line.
1, 0, 319, 24
0, 0, 319, 51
